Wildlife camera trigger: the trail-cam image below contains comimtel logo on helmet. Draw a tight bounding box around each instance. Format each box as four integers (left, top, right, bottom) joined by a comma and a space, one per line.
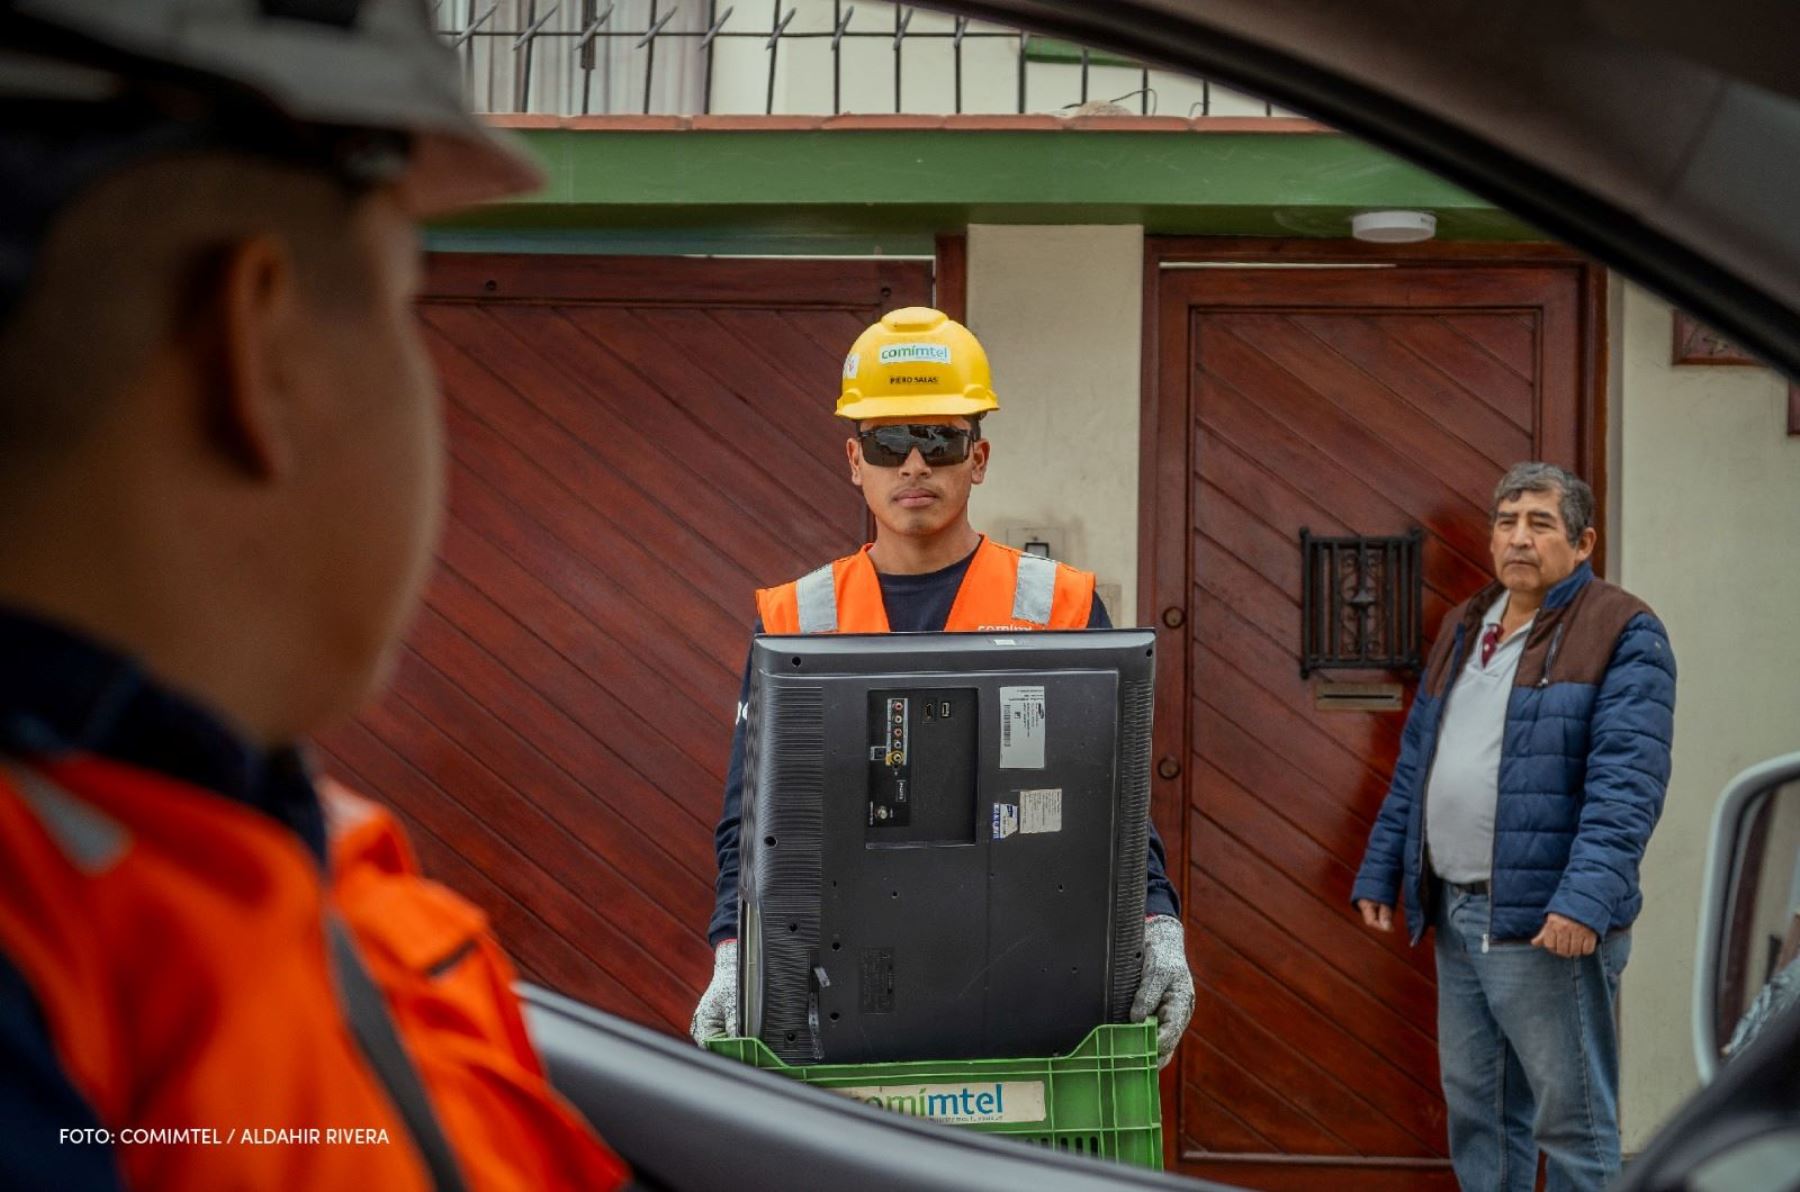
878, 343, 953, 365
837, 307, 1000, 421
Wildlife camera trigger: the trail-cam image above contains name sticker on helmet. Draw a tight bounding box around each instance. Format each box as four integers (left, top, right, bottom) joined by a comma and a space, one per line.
878, 343, 952, 365
843, 352, 860, 379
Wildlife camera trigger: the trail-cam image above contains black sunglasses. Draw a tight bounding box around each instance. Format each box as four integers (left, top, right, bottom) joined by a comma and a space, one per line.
856, 424, 976, 467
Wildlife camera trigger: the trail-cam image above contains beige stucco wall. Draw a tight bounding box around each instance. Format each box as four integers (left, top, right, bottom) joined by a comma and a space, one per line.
964, 225, 1146, 625
1613, 279, 1800, 1147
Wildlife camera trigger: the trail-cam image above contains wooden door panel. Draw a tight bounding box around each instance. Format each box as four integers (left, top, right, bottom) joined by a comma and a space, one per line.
1193, 659, 1393, 832
1189, 868, 1444, 1094
1183, 1164, 1459, 1192
1186, 917, 1445, 1140
1148, 249, 1600, 1185
627, 307, 848, 462
1194, 696, 1378, 866
441, 417, 750, 690
421, 308, 819, 580
358, 691, 702, 969
439, 302, 852, 566
317, 254, 932, 1031
1193, 436, 1471, 628
402, 599, 719, 848
1192, 744, 1375, 884
381, 646, 712, 920
442, 369, 765, 618
1195, 366, 1499, 594
708, 306, 862, 395
568, 305, 853, 498
1447, 313, 1538, 386
1198, 481, 1305, 595
1192, 812, 1437, 1023
1194, 533, 1297, 650
1192, 586, 1405, 771
1195, 594, 1404, 781
1186, 1034, 1362, 1155
1190, 984, 1430, 1155
1185, 1081, 1283, 1153
1315, 314, 1536, 444
437, 482, 733, 744
1200, 324, 1497, 548
1223, 314, 1525, 498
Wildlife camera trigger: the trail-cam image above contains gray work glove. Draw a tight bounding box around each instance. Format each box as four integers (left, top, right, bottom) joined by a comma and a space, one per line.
689, 940, 739, 1045
1131, 915, 1195, 1069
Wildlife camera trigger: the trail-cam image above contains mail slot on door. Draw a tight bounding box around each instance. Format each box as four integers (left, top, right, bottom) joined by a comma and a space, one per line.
1314, 680, 1405, 712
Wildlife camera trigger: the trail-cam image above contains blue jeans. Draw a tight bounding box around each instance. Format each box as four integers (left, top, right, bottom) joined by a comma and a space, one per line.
1434, 888, 1631, 1192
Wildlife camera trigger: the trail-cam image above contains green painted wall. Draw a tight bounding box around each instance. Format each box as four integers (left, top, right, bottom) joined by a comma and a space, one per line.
431, 128, 1541, 251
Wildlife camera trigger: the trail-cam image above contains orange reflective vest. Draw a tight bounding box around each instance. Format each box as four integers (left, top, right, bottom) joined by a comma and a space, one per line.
0, 755, 627, 1191
757, 535, 1096, 634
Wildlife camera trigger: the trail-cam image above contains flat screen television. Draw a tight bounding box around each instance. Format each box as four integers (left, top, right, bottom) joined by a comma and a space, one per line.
736, 629, 1156, 1064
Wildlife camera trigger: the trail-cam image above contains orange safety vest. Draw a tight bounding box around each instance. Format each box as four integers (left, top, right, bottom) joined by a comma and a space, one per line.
757, 535, 1096, 634
0, 755, 628, 1192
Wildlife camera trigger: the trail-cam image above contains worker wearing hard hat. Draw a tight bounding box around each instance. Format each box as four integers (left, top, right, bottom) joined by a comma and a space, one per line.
0, 2, 625, 1187
691, 308, 1195, 1068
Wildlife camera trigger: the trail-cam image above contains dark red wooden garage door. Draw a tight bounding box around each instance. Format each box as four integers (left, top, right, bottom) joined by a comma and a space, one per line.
315, 253, 933, 1035
1143, 244, 1602, 1189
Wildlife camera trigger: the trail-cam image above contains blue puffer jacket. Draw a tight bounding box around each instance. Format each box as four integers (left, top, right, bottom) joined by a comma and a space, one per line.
1351, 563, 1676, 945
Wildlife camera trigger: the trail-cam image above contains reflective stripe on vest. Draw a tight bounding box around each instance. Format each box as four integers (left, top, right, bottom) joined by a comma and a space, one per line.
4, 762, 129, 874
758, 537, 1095, 636
327, 916, 468, 1192
795, 564, 838, 634
1012, 552, 1056, 626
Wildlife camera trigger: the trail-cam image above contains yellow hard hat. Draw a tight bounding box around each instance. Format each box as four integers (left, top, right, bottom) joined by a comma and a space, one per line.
836, 307, 1000, 421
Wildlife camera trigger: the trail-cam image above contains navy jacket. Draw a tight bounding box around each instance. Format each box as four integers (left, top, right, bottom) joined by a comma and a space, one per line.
709, 549, 1180, 945
1351, 564, 1676, 945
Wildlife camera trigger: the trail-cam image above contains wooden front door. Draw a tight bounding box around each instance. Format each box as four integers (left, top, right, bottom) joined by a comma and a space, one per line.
1143, 244, 1602, 1189
316, 253, 933, 1036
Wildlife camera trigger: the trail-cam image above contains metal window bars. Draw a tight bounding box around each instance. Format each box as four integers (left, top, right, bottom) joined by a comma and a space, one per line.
1298, 528, 1425, 679
432, 1, 1269, 117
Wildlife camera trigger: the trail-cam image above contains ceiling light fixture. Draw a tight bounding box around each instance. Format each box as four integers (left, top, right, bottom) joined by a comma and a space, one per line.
1351, 210, 1438, 243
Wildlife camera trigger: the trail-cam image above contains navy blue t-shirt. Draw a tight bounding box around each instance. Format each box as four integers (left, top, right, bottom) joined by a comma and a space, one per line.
708, 548, 1180, 945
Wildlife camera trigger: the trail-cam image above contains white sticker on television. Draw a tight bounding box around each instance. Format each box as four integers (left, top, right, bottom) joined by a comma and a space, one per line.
1019, 788, 1062, 834
998, 685, 1046, 770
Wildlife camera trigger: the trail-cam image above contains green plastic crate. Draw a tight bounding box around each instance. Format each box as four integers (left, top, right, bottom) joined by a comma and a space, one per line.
706, 1021, 1163, 1170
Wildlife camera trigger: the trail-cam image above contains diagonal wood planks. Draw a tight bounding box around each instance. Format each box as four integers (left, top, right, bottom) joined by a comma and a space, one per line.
317, 254, 931, 1031
1158, 261, 1592, 1178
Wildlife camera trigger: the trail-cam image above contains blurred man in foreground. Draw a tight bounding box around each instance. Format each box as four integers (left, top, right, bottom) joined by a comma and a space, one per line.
0, 3, 626, 1187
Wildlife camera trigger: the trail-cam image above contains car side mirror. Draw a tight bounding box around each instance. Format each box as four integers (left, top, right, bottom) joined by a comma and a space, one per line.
1693, 751, 1800, 1082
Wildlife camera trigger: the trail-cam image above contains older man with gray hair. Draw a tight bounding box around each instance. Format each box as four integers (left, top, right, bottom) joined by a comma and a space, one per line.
1352, 462, 1676, 1192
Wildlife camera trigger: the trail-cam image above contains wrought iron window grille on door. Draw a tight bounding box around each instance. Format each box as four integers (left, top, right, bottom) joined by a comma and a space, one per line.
1299, 528, 1424, 679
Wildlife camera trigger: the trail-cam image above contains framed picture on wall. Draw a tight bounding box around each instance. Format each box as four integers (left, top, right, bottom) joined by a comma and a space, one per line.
1671, 311, 1800, 435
